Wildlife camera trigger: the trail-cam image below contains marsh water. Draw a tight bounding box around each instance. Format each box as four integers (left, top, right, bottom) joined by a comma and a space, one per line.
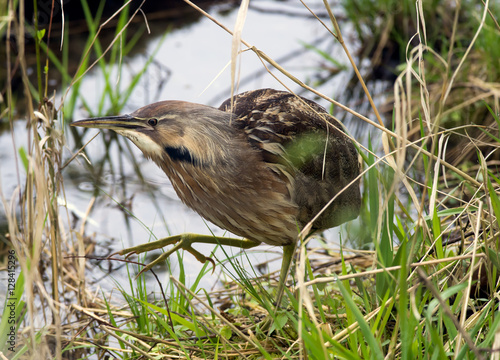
1, 1, 368, 294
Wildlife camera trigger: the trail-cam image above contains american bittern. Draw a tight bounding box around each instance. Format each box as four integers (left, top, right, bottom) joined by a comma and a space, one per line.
72, 88, 360, 308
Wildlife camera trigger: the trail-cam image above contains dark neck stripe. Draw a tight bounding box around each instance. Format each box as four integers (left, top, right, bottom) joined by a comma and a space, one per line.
164, 146, 201, 166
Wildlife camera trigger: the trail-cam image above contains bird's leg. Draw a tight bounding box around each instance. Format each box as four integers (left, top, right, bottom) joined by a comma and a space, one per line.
274, 243, 296, 310
109, 233, 260, 275
249, 243, 296, 335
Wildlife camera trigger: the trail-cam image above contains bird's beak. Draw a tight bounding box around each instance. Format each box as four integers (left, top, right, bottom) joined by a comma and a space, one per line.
71, 115, 145, 130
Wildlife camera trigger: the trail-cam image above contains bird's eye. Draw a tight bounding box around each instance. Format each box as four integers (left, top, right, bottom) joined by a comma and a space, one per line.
148, 118, 158, 126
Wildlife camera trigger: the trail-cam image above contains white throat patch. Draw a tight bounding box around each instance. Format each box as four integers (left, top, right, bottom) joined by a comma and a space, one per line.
115, 129, 163, 157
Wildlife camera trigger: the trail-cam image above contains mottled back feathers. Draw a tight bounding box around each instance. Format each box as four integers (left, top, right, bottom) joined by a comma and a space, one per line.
219, 89, 361, 232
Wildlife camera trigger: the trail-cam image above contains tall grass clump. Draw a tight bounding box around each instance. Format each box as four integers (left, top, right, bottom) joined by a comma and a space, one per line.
289, 0, 500, 358
1, 5, 87, 359
0, 1, 164, 359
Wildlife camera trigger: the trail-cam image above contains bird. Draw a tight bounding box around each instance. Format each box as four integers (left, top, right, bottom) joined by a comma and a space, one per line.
71, 88, 361, 309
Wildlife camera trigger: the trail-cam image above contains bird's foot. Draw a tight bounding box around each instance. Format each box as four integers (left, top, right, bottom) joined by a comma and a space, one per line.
245, 307, 292, 338
108, 233, 260, 276
108, 233, 216, 276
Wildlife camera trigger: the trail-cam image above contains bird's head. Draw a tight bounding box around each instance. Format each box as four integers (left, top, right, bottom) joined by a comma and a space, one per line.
71, 101, 237, 167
